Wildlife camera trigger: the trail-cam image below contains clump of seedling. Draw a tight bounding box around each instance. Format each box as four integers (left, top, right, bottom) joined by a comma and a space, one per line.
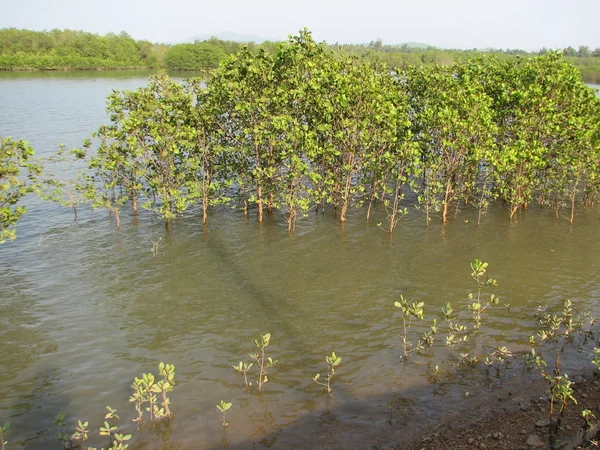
53, 409, 131, 450
467, 259, 499, 332
0, 422, 9, 450
484, 346, 513, 375
537, 299, 586, 344
250, 333, 278, 391
216, 400, 232, 427
394, 295, 432, 360
129, 362, 176, 423
455, 352, 478, 369
313, 352, 342, 396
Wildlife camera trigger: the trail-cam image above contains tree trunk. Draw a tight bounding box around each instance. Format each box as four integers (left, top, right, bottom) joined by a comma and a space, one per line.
202, 194, 208, 224
257, 183, 263, 223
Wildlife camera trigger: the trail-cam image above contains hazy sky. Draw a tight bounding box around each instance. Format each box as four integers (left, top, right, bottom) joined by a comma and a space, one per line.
2, 0, 598, 50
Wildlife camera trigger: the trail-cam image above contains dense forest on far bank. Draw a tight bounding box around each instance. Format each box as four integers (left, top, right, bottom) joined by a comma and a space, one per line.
1, 28, 599, 82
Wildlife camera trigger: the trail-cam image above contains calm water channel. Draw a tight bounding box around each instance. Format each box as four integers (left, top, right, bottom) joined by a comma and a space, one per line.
1, 72, 599, 449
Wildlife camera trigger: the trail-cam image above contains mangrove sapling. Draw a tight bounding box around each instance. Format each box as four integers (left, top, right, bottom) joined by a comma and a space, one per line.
313, 352, 342, 396
543, 356, 578, 442
467, 259, 499, 332
0, 422, 9, 450
232, 361, 253, 387
216, 400, 232, 427
394, 295, 427, 360
0, 137, 42, 244
250, 333, 278, 391
129, 362, 176, 423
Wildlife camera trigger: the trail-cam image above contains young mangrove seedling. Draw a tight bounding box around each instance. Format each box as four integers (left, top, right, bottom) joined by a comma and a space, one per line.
0, 422, 9, 450
583, 409, 596, 429
99, 406, 132, 450
440, 302, 468, 348
250, 333, 278, 391
468, 259, 499, 331
71, 420, 91, 449
313, 351, 342, 396
394, 295, 426, 360
53, 412, 71, 449
216, 400, 232, 427
523, 336, 547, 371
489, 346, 513, 374
232, 361, 254, 387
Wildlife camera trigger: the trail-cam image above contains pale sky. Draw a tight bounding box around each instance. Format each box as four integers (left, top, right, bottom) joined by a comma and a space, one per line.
1, 0, 598, 51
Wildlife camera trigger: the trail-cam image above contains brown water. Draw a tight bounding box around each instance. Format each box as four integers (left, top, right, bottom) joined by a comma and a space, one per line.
0, 73, 599, 450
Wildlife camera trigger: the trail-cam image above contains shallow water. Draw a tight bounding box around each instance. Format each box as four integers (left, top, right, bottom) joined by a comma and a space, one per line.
0, 73, 599, 449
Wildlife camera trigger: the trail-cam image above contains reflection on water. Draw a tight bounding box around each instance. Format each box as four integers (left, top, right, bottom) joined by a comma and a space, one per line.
0, 72, 599, 449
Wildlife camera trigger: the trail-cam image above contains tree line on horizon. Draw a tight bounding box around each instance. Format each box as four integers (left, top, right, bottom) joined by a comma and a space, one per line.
2, 29, 599, 242
0, 27, 599, 82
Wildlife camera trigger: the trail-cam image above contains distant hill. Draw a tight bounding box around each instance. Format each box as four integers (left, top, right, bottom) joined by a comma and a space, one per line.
185, 31, 271, 44
395, 42, 436, 49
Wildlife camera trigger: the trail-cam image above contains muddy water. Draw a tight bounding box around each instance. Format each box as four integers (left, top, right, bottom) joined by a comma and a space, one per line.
0, 73, 599, 449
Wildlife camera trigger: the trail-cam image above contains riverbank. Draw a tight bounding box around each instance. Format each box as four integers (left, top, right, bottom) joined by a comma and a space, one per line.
405, 371, 600, 450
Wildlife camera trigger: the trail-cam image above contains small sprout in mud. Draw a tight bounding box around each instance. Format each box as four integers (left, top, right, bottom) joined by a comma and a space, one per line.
0, 422, 10, 450
233, 361, 254, 387
524, 348, 546, 371
591, 348, 600, 371
386, 403, 393, 424
314, 351, 342, 396
583, 409, 597, 428
250, 333, 277, 391
216, 400, 232, 427
524, 336, 546, 371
